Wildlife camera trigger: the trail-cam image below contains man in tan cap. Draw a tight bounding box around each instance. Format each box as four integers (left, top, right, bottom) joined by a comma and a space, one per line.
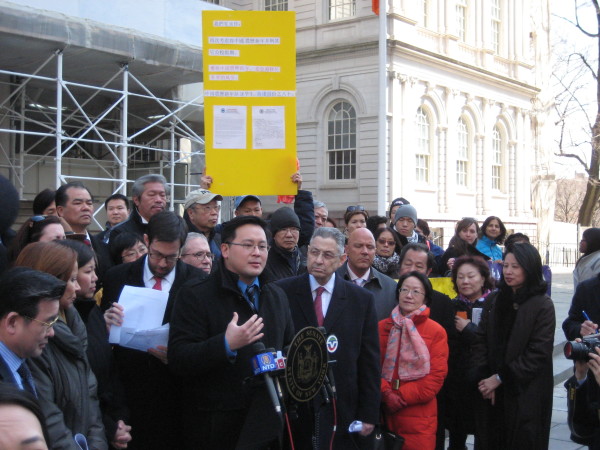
183, 188, 224, 258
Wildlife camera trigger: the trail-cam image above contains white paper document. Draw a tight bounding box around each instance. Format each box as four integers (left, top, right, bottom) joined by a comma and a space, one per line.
213, 105, 247, 149
472, 308, 483, 326
252, 106, 285, 149
109, 285, 170, 351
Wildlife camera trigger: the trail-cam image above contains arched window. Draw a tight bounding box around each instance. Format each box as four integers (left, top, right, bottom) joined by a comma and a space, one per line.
415, 107, 432, 183
456, 118, 470, 187
327, 101, 356, 180
492, 126, 504, 191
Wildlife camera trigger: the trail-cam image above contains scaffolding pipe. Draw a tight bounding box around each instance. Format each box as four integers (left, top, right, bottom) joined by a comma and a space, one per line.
170, 121, 175, 211
55, 51, 63, 188
18, 86, 25, 197
119, 65, 128, 195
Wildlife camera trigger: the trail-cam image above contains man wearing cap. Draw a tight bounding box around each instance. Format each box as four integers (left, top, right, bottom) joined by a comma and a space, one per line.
183, 189, 223, 258
391, 203, 427, 247
203, 171, 316, 248
387, 197, 410, 227
264, 207, 306, 281
234, 195, 263, 217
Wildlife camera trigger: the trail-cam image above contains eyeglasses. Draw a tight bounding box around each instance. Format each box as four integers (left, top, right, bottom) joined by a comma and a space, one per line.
181, 251, 214, 261
345, 205, 365, 213
308, 247, 340, 261
122, 246, 147, 261
399, 288, 425, 297
148, 250, 180, 264
377, 238, 396, 246
226, 242, 270, 252
193, 204, 221, 213
22, 314, 59, 329
30, 215, 47, 222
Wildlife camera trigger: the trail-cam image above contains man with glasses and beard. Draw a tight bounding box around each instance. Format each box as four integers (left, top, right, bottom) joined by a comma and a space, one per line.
101, 211, 205, 450
169, 215, 294, 449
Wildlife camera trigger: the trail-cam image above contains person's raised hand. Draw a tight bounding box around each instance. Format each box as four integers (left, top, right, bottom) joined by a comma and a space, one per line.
225, 312, 264, 351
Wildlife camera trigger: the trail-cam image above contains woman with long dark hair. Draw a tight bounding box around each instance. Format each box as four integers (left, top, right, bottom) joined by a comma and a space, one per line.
7, 216, 66, 263
14, 241, 107, 449
573, 227, 600, 288
440, 218, 488, 276
476, 216, 507, 263
57, 240, 132, 449
471, 243, 555, 450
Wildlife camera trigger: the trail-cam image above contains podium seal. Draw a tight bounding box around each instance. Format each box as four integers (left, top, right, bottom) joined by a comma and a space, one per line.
285, 327, 328, 402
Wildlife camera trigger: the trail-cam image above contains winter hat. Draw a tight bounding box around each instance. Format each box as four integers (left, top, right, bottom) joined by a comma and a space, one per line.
394, 204, 418, 226
270, 207, 300, 235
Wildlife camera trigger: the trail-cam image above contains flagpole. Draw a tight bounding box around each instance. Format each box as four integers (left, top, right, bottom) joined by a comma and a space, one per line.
377, 0, 388, 214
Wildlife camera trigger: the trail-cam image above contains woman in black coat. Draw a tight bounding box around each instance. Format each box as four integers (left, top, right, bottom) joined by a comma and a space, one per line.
58, 240, 132, 449
471, 243, 555, 450
445, 256, 494, 449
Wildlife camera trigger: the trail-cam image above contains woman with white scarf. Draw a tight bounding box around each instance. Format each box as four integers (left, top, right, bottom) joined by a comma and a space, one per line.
379, 271, 449, 450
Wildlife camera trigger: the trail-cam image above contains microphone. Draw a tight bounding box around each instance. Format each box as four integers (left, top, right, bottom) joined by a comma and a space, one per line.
251, 342, 282, 417
317, 327, 337, 400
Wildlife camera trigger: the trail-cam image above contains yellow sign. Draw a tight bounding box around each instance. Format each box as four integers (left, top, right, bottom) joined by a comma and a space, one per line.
202, 11, 297, 196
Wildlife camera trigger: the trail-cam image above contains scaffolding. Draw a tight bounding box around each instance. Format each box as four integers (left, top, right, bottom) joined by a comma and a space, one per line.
0, 0, 211, 227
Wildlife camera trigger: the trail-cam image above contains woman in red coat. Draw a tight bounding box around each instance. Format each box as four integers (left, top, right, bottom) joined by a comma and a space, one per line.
380, 271, 449, 450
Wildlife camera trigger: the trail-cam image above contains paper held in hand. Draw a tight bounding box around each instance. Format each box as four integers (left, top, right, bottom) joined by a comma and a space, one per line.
108, 285, 170, 352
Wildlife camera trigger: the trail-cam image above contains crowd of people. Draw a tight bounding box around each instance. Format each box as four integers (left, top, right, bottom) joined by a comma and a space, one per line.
0, 172, 598, 450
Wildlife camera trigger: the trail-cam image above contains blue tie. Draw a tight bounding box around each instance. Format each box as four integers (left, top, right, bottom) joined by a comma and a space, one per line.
245, 285, 259, 312
17, 362, 37, 398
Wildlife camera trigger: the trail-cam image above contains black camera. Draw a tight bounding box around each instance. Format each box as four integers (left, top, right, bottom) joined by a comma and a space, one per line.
564, 335, 600, 362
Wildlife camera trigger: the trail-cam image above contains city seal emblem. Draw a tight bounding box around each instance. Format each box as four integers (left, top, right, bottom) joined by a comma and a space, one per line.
285, 327, 328, 402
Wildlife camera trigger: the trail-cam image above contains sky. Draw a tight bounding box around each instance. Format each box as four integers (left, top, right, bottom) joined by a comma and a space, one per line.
550, 0, 598, 178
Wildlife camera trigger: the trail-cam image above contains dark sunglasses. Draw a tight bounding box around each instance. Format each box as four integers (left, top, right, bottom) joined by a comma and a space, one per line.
345, 205, 365, 213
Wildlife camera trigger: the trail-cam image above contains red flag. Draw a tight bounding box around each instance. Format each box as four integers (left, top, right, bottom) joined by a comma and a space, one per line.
372, 0, 379, 15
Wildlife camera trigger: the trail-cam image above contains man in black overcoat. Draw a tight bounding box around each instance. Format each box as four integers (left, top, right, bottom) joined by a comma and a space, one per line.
101, 211, 205, 450
276, 227, 380, 449
168, 215, 295, 449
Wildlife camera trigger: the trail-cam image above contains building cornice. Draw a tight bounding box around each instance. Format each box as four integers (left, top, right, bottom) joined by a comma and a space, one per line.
297, 41, 378, 63
389, 40, 541, 95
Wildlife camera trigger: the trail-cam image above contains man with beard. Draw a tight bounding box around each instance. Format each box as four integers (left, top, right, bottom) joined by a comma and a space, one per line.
102, 211, 204, 450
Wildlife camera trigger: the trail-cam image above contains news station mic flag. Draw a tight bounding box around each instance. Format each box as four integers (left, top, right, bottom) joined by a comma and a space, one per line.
236, 345, 286, 449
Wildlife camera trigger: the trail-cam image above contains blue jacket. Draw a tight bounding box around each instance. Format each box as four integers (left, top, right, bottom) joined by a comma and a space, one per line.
476, 235, 503, 261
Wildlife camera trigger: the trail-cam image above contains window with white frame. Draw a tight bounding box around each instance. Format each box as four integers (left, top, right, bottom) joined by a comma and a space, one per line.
456, 0, 467, 41
327, 101, 356, 181
265, 0, 287, 11
492, 126, 504, 191
415, 107, 431, 183
491, 0, 501, 54
456, 118, 469, 187
329, 0, 355, 20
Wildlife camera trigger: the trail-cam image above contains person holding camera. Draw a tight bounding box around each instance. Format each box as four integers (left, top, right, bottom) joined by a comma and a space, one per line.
565, 344, 600, 449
